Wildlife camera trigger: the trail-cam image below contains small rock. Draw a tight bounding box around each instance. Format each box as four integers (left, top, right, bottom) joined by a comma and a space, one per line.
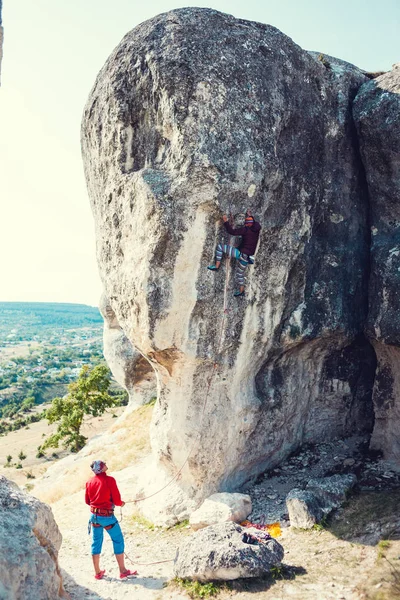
286, 489, 323, 528
189, 493, 252, 531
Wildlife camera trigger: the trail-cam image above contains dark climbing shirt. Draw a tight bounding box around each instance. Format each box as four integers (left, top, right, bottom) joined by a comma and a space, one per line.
85, 472, 123, 510
223, 221, 261, 256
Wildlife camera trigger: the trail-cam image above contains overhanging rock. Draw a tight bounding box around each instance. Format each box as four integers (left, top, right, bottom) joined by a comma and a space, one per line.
82, 7, 377, 511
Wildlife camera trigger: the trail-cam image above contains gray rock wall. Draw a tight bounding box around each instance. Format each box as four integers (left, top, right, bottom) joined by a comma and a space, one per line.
82, 8, 397, 513
354, 64, 400, 462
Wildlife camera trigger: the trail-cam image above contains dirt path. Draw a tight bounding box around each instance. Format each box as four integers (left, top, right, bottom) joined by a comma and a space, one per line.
52, 489, 400, 600
52, 491, 188, 600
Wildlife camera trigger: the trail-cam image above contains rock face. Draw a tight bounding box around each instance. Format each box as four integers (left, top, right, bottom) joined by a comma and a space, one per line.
99, 293, 157, 406
189, 492, 252, 531
353, 64, 400, 463
174, 522, 284, 581
0, 476, 64, 599
82, 7, 383, 514
286, 474, 356, 528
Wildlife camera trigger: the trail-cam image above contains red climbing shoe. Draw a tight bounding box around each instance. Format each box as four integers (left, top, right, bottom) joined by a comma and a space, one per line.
120, 569, 138, 579
94, 570, 106, 580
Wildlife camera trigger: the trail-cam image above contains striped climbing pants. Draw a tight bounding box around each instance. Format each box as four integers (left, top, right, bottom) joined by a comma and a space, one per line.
215, 244, 250, 286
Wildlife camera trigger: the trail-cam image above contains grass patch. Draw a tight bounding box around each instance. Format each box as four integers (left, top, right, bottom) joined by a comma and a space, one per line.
328, 490, 400, 542
129, 512, 155, 531
146, 397, 157, 407
172, 519, 190, 530
172, 578, 220, 598
377, 540, 392, 560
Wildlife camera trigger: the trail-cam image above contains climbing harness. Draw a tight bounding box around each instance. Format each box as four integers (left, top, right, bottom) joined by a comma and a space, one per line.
87, 516, 118, 535
90, 507, 114, 516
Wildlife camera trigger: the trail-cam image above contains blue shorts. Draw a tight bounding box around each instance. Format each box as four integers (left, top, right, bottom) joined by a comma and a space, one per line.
89, 514, 125, 555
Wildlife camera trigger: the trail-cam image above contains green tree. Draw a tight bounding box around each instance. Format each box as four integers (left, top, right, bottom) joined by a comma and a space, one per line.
40, 365, 116, 453
21, 396, 35, 412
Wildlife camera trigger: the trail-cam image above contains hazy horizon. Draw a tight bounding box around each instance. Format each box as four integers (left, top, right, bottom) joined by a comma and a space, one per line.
0, 0, 398, 305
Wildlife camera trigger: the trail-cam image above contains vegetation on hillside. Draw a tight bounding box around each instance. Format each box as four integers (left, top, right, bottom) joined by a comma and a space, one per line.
0, 302, 127, 438
39, 364, 119, 453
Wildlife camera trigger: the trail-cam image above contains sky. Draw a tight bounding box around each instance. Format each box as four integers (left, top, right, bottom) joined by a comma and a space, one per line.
0, 0, 398, 306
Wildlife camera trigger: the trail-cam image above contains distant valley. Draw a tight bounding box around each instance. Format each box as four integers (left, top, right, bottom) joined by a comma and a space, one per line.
0, 302, 122, 433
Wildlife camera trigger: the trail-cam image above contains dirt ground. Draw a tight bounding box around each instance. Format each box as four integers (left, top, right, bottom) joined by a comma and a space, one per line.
55, 490, 400, 600
0, 342, 41, 360
2, 404, 400, 600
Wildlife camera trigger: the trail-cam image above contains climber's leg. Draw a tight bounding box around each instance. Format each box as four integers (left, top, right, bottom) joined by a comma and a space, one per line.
208, 244, 238, 270
234, 254, 249, 296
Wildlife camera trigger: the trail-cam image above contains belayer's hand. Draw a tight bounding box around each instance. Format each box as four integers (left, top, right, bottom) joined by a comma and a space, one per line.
222, 214, 228, 222
121, 501, 125, 507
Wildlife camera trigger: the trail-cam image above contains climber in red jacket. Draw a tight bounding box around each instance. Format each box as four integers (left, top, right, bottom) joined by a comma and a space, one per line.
208, 210, 261, 297
85, 459, 137, 580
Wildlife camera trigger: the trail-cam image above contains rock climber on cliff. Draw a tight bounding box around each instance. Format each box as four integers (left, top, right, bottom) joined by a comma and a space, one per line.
85, 459, 137, 580
208, 210, 261, 297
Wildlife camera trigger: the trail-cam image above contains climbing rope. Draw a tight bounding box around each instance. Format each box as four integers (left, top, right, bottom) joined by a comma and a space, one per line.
124, 551, 174, 567
125, 210, 235, 506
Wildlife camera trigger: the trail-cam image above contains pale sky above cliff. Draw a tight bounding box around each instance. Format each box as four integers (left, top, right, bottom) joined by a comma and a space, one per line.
0, 0, 398, 306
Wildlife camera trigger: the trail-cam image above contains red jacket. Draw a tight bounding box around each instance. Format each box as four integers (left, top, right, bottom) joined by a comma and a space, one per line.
224, 220, 261, 257
85, 472, 123, 510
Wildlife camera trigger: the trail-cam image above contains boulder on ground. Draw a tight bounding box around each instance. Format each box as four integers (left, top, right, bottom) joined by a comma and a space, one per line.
286, 489, 323, 529
189, 492, 252, 530
174, 521, 284, 582
0, 476, 65, 599
307, 473, 356, 505
286, 474, 356, 528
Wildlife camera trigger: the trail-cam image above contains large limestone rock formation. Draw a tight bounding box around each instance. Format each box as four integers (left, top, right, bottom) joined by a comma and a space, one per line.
82, 8, 379, 517
0, 476, 65, 599
99, 293, 157, 406
353, 64, 400, 462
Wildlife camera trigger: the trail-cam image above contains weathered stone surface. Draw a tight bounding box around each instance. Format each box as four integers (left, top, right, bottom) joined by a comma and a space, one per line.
307, 473, 356, 505
189, 493, 252, 530
82, 7, 376, 514
286, 489, 323, 528
99, 293, 157, 406
286, 474, 356, 528
0, 475, 65, 599
174, 521, 284, 581
353, 64, 400, 462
